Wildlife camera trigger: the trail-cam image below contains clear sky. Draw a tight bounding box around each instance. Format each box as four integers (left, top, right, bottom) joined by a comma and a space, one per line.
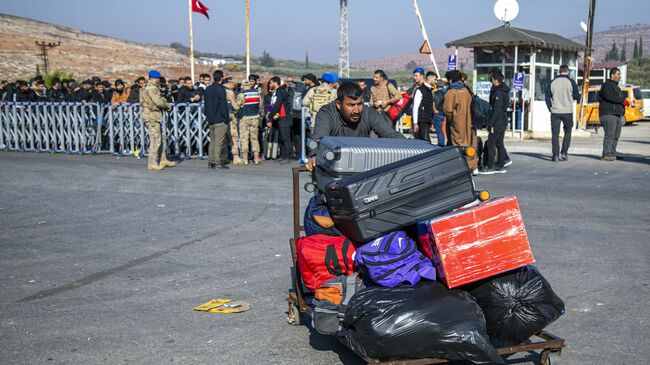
1, 0, 649, 63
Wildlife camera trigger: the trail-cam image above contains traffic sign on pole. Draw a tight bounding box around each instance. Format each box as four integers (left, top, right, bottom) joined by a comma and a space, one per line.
513, 71, 525, 91
447, 55, 457, 70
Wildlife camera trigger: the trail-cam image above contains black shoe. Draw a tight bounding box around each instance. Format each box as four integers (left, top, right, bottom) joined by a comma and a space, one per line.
559, 154, 568, 161
616, 155, 624, 160
279, 159, 291, 164
216, 164, 229, 169
494, 166, 507, 174
477, 167, 496, 175
207, 162, 216, 169
503, 159, 513, 168
551, 154, 559, 162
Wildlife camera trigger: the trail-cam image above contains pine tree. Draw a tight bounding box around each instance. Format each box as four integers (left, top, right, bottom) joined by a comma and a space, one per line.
260, 50, 274, 67
606, 41, 619, 61
620, 39, 627, 62
640, 35, 644, 57
305, 52, 309, 69
633, 40, 639, 59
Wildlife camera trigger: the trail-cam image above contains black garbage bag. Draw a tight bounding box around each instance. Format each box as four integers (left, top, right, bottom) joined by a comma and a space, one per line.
466, 265, 565, 345
342, 281, 503, 363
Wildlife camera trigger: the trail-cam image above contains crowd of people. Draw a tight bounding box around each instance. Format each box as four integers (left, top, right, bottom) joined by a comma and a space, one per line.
2, 62, 623, 170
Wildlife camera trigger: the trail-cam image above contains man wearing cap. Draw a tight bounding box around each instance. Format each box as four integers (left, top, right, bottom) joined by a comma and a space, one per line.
140, 70, 176, 171
204, 70, 230, 169
111, 79, 130, 104
302, 72, 337, 129
411, 68, 434, 143
237, 74, 265, 165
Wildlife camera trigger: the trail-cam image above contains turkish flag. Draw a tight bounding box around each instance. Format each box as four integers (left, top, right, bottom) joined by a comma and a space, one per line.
192, 0, 209, 19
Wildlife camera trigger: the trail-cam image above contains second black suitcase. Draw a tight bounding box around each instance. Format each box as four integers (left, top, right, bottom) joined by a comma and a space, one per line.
324, 146, 483, 243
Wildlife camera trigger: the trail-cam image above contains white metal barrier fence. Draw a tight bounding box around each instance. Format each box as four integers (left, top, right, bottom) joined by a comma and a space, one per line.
0, 102, 209, 157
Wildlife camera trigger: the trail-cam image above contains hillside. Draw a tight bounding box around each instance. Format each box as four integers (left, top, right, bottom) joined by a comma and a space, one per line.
0, 13, 335, 82
353, 24, 650, 72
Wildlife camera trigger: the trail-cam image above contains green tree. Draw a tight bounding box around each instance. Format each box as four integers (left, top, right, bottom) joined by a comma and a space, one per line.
640, 35, 644, 57
305, 52, 309, 69
620, 39, 627, 62
41, 70, 73, 88
633, 40, 639, 59
260, 50, 275, 67
606, 41, 619, 61
405, 60, 418, 71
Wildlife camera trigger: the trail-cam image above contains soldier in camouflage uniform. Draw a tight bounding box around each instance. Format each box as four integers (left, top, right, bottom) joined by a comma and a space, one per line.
140, 70, 175, 171
224, 77, 243, 164
302, 72, 337, 129
236, 74, 264, 165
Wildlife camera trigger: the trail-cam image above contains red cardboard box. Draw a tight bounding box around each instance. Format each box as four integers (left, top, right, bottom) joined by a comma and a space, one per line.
417, 196, 535, 288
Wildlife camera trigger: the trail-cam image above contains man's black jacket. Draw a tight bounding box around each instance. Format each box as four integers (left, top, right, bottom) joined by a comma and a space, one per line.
270, 86, 291, 120
488, 82, 510, 131
203, 83, 229, 125
598, 79, 625, 117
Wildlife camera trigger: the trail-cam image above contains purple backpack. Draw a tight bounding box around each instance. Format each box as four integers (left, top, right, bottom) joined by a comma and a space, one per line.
355, 231, 436, 288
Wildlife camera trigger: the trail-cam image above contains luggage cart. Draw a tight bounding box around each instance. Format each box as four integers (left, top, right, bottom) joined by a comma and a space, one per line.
286, 167, 566, 365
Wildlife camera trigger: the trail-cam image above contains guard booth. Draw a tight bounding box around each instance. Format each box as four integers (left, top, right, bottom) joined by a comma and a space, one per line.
446, 26, 585, 138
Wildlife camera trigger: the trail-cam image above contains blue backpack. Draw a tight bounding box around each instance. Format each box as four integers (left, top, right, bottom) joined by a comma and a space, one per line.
354, 231, 436, 288
304, 194, 341, 236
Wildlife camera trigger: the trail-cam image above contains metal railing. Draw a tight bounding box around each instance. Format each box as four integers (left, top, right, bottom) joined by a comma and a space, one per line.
0, 102, 208, 157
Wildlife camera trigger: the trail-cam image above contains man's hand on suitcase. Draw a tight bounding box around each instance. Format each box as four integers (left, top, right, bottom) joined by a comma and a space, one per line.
306, 156, 316, 171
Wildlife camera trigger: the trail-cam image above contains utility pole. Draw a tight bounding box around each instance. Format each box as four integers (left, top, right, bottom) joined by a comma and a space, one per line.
579, 0, 596, 130
35, 41, 60, 75
339, 0, 350, 78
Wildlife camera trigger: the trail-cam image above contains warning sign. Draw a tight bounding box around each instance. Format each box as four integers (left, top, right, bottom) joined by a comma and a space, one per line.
419, 40, 431, 54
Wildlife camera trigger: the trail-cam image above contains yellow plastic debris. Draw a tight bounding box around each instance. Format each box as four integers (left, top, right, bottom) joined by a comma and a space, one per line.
193, 299, 252, 314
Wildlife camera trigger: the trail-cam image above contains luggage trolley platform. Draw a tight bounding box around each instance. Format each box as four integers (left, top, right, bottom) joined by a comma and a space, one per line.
285, 167, 566, 365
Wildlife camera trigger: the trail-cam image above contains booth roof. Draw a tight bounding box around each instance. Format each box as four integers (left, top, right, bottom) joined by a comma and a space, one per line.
446, 26, 586, 52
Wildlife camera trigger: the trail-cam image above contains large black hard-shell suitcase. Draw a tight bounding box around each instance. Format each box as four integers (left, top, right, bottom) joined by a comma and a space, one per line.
313, 137, 437, 192
324, 146, 480, 243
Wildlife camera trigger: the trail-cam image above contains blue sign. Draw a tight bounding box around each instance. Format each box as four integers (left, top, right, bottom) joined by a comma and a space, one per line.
447, 55, 457, 70
513, 72, 525, 91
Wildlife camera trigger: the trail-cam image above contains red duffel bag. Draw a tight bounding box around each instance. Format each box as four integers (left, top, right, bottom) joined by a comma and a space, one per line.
296, 235, 356, 291
388, 92, 413, 122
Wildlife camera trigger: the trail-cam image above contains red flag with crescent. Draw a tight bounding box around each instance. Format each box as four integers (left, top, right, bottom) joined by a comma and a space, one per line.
192, 0, 210, 19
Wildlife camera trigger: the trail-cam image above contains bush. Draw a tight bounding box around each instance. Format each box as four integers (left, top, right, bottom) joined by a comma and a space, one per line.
42, 70, 74, 88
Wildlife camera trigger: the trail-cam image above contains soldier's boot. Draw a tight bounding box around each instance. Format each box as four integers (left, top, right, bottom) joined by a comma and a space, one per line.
232, 156, 242, 165
147, 164, 165, 171
160, 160, 177, 168
253, 154, 261, 165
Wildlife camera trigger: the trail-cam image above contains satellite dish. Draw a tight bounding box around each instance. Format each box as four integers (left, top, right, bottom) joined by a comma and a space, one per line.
494, 0, 519, 24
580, 21, 588, 33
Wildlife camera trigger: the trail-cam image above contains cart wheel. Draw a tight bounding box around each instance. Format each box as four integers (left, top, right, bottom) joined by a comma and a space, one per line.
287, 303, 303, 326
540, 349, 562, 365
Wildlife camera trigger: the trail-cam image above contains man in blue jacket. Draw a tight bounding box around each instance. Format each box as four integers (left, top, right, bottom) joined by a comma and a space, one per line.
598, 67, 626, 161
204, 70, 230, 169
545, 65, 580, 162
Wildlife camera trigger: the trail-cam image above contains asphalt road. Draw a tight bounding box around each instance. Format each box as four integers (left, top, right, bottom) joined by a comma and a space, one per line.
1, 124, 649, 365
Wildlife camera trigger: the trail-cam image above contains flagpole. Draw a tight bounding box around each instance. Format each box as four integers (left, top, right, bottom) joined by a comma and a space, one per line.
246, 0, 250, 78
188, 0, 195, 84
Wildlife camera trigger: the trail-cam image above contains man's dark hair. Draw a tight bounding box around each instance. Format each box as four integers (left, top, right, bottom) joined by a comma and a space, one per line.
213, 70, 224, 83
374, 69, 387, 80
559, 65, 569, 74
270, 76, 281, 85
249, 74, 260, 81
336, 81, 363, 102
184, 76, 193, 82
200, 73, 210, 79
51, 77, 61, 85
490, 70, 504, 83
445, 70, 462, 83
136, 76, 145, 83
610, 67, 620, 77
425, 71, 438, 79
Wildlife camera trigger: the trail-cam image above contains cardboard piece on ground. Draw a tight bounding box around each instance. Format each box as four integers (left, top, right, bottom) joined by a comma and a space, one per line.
194, 299, 252, 314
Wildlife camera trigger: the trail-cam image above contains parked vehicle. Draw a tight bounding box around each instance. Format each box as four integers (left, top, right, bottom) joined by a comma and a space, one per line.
641, 88, 650, 119
577, 84, 645, 126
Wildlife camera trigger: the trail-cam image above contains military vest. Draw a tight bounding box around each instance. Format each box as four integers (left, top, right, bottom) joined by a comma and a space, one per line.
311, 85, 334, 116
242, 87, 261, 117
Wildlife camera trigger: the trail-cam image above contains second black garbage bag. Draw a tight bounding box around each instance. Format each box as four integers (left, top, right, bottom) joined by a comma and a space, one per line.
342, 281, 504, 363
466, 265, 566, 345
